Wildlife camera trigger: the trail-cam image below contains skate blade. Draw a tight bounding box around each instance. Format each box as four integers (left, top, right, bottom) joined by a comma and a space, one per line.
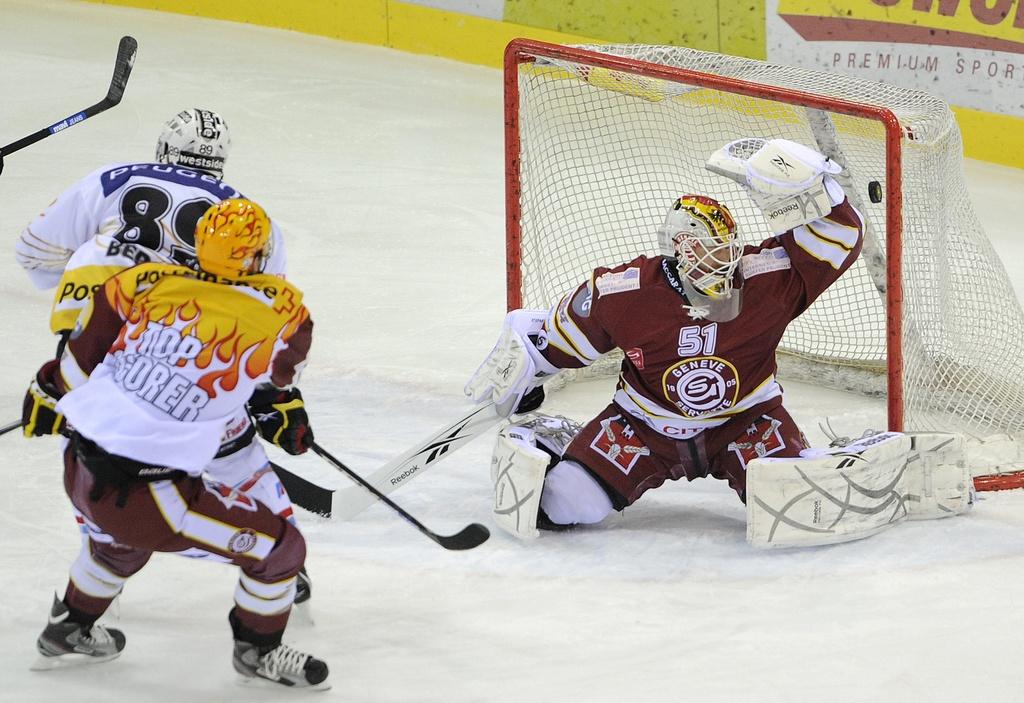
30, 650, 122, 671
235, 673, 331, 692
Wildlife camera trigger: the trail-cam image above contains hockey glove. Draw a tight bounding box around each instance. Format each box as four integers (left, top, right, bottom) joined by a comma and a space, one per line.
706, 138, 844, 234
248, 386, 313, 455
23, 359, 67, 437
465, 310, 558, 418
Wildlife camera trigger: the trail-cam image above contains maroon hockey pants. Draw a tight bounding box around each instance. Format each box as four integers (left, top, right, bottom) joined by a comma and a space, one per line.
60, 443, 306, 638
562, 401, 808, 507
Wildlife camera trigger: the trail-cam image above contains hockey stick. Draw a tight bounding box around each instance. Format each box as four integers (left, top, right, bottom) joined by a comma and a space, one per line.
0, 35, 137, 173
331, 400, 501, 519
271, 462, 334, 517
311, 442, 490, 551
0, 419, 24, 437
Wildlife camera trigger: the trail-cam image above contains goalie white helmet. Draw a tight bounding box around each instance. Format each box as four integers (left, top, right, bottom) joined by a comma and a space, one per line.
659, 195, 742, 301
155, 108, 231, 178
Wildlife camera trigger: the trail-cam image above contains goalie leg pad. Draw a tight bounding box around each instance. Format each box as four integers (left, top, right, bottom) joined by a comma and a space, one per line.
746, 432, 913, 548
904, 433, 972, 520
491, 426, 549, 540
492, 414, 610, 535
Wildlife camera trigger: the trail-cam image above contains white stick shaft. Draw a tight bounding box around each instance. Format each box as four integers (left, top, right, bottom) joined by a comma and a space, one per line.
332, 401, 500, 520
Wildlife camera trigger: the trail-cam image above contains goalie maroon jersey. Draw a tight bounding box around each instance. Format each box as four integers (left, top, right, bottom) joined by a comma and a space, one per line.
536, 199, 864, 440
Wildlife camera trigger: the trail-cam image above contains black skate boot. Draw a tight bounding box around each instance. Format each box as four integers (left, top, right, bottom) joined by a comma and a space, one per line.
32, 595, 126, 670
233, 640, 330, 690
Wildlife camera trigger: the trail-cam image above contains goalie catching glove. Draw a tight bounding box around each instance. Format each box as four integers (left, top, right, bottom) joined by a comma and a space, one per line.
247, 385, 313, 455
465, 310, 559, 417
23, 359, 67, 437
706, 138, 846, 234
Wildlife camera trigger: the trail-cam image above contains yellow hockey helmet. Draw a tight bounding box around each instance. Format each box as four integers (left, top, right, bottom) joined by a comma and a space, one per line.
194, 198, 271, 278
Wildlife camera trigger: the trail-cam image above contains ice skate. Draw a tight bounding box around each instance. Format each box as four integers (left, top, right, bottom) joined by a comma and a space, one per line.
31, 595, 125, 670
233, 640, 330, 690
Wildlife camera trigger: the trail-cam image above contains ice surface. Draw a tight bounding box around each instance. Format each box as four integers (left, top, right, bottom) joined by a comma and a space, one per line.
1, 2, 1022, 701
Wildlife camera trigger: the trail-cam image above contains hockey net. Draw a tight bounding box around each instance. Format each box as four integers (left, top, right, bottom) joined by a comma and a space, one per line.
504, 40, 1024, 489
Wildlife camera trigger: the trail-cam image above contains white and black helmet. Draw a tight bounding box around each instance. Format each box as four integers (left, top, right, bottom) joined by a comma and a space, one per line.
155, 108, 230, 178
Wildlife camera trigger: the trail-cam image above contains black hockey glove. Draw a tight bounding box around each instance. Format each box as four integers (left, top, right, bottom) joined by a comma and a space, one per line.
248, 386, 313, 455
23, 359, 67, 438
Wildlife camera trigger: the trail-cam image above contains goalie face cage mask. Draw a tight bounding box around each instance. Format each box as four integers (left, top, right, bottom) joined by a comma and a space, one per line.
659, 195, 741, 300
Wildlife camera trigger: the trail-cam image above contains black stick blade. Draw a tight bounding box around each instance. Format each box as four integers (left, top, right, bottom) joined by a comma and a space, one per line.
106, 36, 138, 104
435, 523, 490, 551
271, 462, 334, 517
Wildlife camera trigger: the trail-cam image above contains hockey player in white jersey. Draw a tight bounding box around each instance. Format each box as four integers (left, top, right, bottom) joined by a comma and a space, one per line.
16, 109, 312, 602
23, 198, 328, 688
16, 108, 286, 329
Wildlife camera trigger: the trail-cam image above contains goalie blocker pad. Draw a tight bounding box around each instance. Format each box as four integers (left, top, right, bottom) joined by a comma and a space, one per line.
746, 432, 970, 549
465, 310, 558, 417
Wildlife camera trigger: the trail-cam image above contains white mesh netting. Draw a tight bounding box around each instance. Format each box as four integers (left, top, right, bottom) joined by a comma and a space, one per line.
509, 42, 1024, 446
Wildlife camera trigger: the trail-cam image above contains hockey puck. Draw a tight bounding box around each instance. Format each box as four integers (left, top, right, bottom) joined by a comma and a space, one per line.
867, 181, 883, 203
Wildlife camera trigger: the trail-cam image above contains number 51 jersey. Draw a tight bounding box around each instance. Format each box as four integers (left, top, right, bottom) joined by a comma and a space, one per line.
537, 199, 864, 440
15, 162, 288, 333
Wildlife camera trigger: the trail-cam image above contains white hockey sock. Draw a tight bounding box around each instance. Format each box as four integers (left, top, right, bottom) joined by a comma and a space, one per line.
68, 545, 128, 600
234, 573, 297, 616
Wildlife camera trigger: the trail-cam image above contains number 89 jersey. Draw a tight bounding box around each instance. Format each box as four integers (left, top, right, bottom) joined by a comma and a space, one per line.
15, 162, 288, 333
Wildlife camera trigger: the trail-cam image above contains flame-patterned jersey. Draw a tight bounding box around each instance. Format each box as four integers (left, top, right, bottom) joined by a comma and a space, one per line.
537, 199, 864, 440
55, 262, 312, 474
14, 162, 288, 333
